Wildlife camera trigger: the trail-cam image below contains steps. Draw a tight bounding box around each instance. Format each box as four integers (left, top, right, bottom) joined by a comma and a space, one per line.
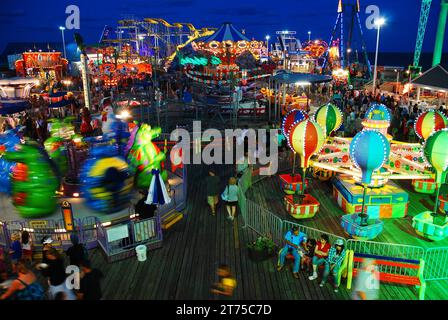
161, 211, 184, 230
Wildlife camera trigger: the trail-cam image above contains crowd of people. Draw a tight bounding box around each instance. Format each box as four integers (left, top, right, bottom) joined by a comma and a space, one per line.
0, 232, 103, 300
332, 88, 447, 141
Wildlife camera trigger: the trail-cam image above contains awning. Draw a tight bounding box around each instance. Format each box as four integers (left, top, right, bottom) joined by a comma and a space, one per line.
204, 22, 250, 43
0, 99, 30, 115
411, 64, 448, 92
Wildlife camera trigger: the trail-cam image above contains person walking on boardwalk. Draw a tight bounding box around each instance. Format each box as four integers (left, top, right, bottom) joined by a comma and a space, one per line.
211, 264, 237, 297
205, 169, 220, 215
352, 258, 380, 300
221, 177, 239, 221
277, 226, 308, 279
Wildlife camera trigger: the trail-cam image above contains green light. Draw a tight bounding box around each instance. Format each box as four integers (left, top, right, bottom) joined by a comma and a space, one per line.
179, 55, 222, 66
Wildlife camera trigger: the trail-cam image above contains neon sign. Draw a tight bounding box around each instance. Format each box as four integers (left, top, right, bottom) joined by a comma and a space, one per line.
179, 55, 221, 66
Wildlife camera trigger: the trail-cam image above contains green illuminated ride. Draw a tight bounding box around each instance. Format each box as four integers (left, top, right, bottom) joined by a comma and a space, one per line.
413, 0, 448, 68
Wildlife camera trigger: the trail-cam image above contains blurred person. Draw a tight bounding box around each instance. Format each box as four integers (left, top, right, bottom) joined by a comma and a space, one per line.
37, 247, 76, 300
353, 258, 380, 300
277, 226, 307, 279
41, 236, 53, 263
0, 247, 7, 282
77, 260, 103, 300
21, 231, 33, 263
135, 190, 158, 220
205, 169, 220, 215
211, 264, 236, 297
66, 234, 88, 267
9, 232, 22, 274
0, 261, 44, 300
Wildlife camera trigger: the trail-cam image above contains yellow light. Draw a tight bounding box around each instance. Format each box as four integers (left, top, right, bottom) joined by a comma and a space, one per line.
73, 193, 80, 197
117, 110, 131, 119
101, 222, 111, 227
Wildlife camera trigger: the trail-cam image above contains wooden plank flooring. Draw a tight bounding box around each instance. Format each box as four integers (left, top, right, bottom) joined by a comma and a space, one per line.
81, 164, 448, 300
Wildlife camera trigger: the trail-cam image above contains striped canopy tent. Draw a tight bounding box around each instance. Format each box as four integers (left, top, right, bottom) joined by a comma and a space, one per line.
193, 22, 264, 62
203, 22, 250, 43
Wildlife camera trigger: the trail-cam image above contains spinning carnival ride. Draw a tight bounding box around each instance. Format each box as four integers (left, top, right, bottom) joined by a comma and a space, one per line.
311, 105, 433, 223
0, 109, 171, 219
279, 103, 447, 241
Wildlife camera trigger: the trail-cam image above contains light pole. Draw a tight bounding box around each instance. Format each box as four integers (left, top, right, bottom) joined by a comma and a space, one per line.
394, 69, 400, 94
372, 18, 385, 95
347, 48, 352, 66
265, 35, 270, 60
59, 26, 67, 59
308, 31, 311, 42
406, 70, 412, 98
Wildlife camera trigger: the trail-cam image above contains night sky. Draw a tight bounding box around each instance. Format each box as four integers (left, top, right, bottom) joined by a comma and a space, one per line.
1, 0, 447, 55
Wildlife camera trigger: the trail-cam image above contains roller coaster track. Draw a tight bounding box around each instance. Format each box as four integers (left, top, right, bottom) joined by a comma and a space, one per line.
165, 28, 216, 63
102, 18, 215, 62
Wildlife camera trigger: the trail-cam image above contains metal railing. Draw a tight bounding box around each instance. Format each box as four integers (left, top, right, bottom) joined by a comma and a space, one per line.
346, 239, 425, 277
79, 216, 98, 249
245, 199, 284, 246
283, 220, 346, 248
6, 219, 78, 249
423, 247, 448, 281
94, 216, 163, 262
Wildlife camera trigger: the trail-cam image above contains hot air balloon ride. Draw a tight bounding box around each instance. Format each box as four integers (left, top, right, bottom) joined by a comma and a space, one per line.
311, 104, 432, 220
281, 118, 325, 219
340, 130, 390, 240
412, 129, 448, 241
411, 110, 448, 194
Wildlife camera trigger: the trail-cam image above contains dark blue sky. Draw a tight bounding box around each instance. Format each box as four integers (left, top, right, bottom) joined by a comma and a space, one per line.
1, 0, 447, 55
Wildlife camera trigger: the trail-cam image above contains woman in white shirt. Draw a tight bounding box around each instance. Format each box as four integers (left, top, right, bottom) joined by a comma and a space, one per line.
222, 177, 239, 221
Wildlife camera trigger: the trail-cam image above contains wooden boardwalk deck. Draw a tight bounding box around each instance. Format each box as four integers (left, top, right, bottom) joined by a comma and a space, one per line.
84, 165, 448, 300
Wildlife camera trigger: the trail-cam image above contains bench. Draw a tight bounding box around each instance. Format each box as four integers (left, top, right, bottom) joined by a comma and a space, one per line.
281, 249, 350, 285
346, 250, 426, 300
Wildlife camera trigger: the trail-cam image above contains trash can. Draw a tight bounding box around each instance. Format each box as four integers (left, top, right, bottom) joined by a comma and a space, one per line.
135, 245, 147, 262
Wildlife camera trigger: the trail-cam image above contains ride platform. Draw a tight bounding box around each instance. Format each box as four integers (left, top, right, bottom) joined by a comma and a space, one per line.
332, 175, 408, 219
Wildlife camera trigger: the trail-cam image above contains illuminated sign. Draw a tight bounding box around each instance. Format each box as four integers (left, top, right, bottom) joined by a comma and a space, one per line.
61, 201, 74, 231
179, 55, 221, 66
29, 220, 48, 229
